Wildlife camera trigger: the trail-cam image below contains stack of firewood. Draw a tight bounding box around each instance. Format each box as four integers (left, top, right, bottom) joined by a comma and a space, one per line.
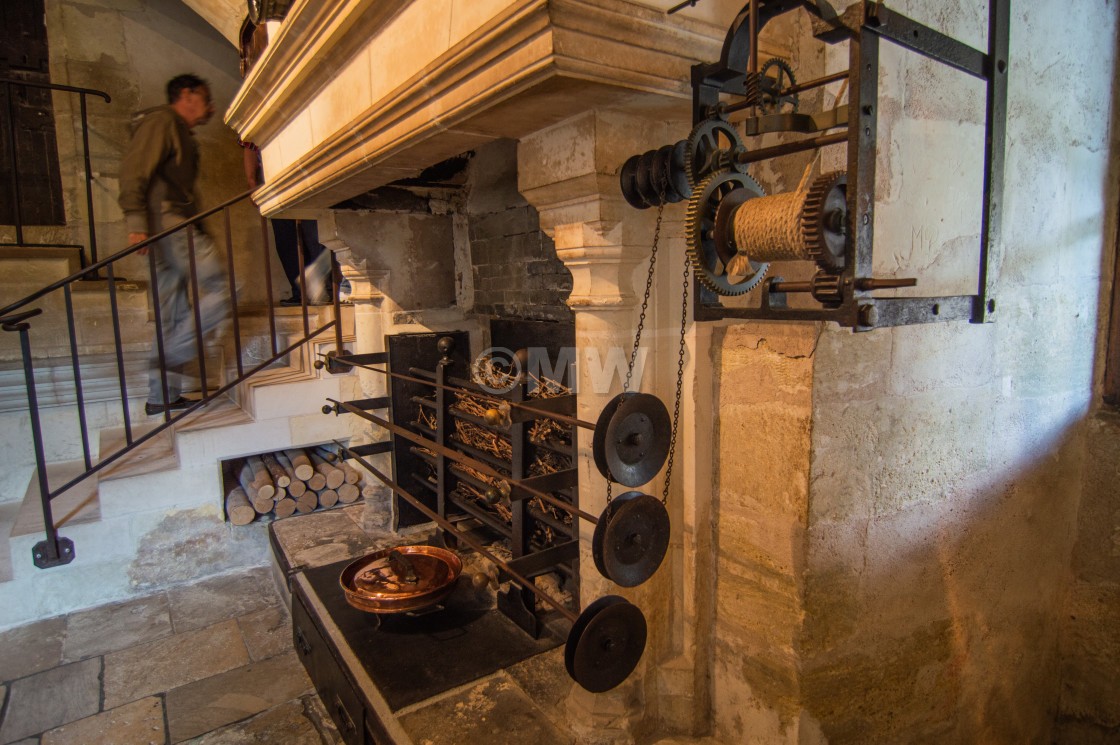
224, 445, 365, 525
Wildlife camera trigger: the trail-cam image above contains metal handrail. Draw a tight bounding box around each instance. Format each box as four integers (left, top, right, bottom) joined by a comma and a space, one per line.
0, 191, 252, 318
1, 77, 111, 265
0, 193, 347, 569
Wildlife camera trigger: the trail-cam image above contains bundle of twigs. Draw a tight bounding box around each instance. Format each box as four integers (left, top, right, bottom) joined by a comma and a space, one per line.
407, 356, 576, 547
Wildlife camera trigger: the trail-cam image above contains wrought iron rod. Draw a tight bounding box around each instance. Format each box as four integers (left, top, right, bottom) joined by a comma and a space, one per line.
224, 208, 244, 378
148, 248, 172, 421
44, 318, 340, 500
186, 226, 209, 399
79, 93, 98, 269
5, 81, 25, 246
7, 319, 59, 552
336, 441, 579, 624
329, 398, 598, 525
0, 190, 251, 319
296, 220, 309, 338
748, 0, 759, 78
321, 354, 596, 430
63, 285, 93, 470
105, 263, 133, 444
331, 252, 343, 354
733, 130, 848, 164
720, 70, 849, 115
259, 215, 276, 357
0, 77, 111, 100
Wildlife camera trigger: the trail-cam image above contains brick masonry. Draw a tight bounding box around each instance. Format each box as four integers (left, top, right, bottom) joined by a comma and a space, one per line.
465, 140, 572, 322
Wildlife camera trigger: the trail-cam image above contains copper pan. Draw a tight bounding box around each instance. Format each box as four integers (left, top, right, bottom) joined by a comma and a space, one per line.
340, 545, 462, 614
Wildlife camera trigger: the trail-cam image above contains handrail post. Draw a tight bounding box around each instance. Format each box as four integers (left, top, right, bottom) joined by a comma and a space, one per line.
4, 81, 26, 246
79, 92, 99, 271
331, 250, 344, 355
295, 219, 309, 338
0, 315, 75, 568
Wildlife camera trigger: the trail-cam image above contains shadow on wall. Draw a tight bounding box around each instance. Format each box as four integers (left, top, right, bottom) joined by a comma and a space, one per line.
1052, 13, 1120, 742
800, 414, 1086, 743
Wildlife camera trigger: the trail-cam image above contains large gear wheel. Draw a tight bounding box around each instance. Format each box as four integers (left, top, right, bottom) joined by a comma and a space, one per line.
758, 58, 798, 114
685, 119, 744, 189
801, 171, 848, 273
686, 171, 769, 296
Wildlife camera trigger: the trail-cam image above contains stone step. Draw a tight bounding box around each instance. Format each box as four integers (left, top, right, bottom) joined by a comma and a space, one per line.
0, 279, 150, 363
0, 311, 356, 629
0, 246, 83, 281
10, 460, 101, 541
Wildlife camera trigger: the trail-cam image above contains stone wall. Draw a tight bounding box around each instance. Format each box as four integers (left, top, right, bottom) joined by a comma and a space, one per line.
708, 0, 1120, 742
465, 139, 573, 322
0, 0, 265, 504
1057, 412, 1120, 741
25, 0, 279, 303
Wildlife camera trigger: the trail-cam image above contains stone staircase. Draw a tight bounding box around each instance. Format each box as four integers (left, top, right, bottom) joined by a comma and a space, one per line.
0, 252, 363, 631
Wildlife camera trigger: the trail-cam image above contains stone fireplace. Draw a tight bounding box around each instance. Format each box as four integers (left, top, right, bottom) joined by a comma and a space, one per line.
225, 1, 1120, 743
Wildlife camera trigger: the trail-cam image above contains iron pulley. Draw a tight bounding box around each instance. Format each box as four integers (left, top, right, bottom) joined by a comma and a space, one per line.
592, 491, 671, 588
565, 594, 648, 693
592, 392, 672, 488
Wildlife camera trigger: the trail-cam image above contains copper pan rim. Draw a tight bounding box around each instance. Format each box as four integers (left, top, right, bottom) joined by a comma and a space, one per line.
340, 545, 462, 614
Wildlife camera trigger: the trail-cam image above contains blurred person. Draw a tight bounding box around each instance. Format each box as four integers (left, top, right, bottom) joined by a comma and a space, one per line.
119, 73, 229, 415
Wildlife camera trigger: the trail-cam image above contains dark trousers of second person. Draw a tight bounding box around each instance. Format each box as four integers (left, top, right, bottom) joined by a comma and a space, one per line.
272, 218, 325, 304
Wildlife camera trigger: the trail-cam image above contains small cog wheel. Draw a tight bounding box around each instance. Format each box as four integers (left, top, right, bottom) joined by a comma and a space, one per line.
759, 58, 798, 114
810, 271, 843, 308
801, 171, 848, 273
685, 119, 745, 189
686, 171, 769, 296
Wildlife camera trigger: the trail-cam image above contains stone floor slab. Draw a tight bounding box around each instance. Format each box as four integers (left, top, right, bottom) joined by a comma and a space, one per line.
174, 697, 338, 745
236, 606, 291, 662
398, 675, 569, 745
63, 593, 173, 662
0, 657, 101, 743
0, 616, 65, 684
164, 652, 312, 742
506, 647, 571, 716
167, 568, 279, 634
270, 510, 376, 574
40, 696, 166, 745
102, 619, 249, 709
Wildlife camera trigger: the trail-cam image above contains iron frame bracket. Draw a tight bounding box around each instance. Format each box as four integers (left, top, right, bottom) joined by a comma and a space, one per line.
690, 0, 1008, 331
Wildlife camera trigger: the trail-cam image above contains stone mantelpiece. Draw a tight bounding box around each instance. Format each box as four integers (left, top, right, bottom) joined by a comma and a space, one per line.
226, 0, 790, 216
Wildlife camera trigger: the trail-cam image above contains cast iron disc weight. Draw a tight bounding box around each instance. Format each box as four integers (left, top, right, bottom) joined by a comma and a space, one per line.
565, 594, 621, 680
565, 595, 648, 693
602, 493, 670, 587
593, 394, 625, 482
591, 490, 643, 580
604, 393, 671, 487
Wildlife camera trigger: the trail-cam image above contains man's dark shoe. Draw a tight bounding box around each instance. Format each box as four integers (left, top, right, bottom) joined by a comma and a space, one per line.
279, 294, 302, 307
144, 397, 194, 416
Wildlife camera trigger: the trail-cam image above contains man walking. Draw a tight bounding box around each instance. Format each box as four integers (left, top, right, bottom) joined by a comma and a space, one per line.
119, 74, 228, 416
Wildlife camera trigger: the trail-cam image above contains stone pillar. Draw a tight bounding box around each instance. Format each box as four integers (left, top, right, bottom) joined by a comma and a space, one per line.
318, 214, 394, 527
519, 108, 709, 742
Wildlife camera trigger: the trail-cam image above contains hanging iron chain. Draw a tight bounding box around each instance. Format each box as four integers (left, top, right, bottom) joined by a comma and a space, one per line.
660, 247, 690, 504
623, 203, 664, 393
611, 201, 665, 512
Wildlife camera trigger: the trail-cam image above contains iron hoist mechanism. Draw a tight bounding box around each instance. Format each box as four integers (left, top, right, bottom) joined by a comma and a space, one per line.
617, 0, 1008, 331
